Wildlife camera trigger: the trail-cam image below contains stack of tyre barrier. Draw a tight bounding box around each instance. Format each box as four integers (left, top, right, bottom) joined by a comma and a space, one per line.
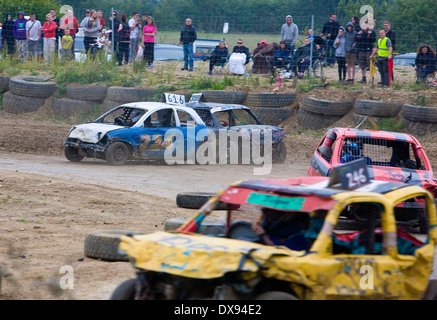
0, 76, 10, 94
103, 86, 155, 112
351, 100, 403, 127
52, 85, 109, 118
244, 92, 296, 126
199, 90, 247, 105
298, 96, 355, 129
3, 76, 56, 113
402, 104, 437, 136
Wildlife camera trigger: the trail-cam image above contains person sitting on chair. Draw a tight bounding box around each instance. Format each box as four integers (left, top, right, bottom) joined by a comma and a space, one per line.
292, 38, 315, 78
271, 40, 291, 69
415, 44, 436, 83
251, 208, 310, 251
208, 40, 228, 75
232, 39, 250, 64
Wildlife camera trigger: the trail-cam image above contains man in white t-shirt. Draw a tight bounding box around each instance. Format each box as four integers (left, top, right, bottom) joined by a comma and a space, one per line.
26, 13, 42, 61
128, 11, 141, 63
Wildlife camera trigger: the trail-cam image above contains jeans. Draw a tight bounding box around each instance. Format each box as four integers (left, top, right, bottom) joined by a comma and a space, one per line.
183, 44, 194, 69
336, 56, 346, 80
84, 36, 97, 54
325, 39, 336, 65
417, 66, 435, 80
130, 38, 139, 62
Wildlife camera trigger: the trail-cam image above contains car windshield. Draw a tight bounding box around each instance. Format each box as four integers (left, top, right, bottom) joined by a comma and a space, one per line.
340, 137, 426, 170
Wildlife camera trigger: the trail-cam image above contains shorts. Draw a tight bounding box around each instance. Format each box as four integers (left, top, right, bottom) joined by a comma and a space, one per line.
28, 40, 41, 55
358, 51, 371, 69
345, 53, 356, 66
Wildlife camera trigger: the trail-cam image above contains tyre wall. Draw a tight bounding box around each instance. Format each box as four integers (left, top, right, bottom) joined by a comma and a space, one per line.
1, 83, 436, 136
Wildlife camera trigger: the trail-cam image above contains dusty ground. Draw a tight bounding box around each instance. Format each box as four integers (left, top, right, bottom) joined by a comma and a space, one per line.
0, 66, 437, 300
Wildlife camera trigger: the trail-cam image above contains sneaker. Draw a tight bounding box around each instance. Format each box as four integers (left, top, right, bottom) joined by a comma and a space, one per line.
149, 63, 153, 69
181, 67, 188, 71
189, 68, 193, 72
208, 70, 212, 75
359, 77, 366, 83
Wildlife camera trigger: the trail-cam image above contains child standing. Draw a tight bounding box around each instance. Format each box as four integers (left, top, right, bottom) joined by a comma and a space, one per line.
334, 27, 346, 82
60, 28, 74, 61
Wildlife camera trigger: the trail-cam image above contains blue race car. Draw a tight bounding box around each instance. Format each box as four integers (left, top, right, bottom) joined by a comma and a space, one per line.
185, 102, 287, 163
63, 102, 208, 165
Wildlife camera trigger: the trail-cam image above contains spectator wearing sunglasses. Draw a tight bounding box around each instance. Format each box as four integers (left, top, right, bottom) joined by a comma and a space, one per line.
232, 39, 250, 64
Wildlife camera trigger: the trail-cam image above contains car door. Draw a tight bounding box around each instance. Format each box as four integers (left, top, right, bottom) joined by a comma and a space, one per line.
312, 196, 406, 299
134, 108, 178, 160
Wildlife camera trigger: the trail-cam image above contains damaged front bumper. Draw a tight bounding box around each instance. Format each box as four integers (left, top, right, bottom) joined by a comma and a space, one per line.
63, 139, 107, 157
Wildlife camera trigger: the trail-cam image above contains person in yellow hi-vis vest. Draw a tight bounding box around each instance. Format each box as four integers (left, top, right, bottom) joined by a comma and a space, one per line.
370, 30, 393, 87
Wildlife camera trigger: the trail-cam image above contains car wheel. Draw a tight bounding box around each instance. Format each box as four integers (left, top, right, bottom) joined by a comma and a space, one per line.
84, 230, 145, 262
255, 291, 298, 300
106, 142, 129, 165
272, 141, 287, 163
110, 278, 137, 300
64, 147, 84, 162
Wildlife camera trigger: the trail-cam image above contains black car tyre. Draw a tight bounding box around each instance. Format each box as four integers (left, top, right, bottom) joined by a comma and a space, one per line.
2, 92, 46, 113
255, 291, 298, 300
64, 147, 84, 162
106, 142, 129, 166
354, 100, 403, 117
251, 107, 294, 125
65, 85, 108, 101
84, 230, 144, 262
403, 105, 437, 123
199, 90, 247, 104
423, 280, 437, 300
164, 218, 226, 235
176, 192, 231, 210
0, 76, 10, 92
110, 278, 137, 300
301, 96, 354, 116
246, 93, 297, 108
52, 98, 94, 118
106, 86, 154, 103
297, 108, 342, 129
9, 75, 56, 98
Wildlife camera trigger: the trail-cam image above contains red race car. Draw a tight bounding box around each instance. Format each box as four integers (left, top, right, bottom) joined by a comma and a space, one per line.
308, 128, 437, 232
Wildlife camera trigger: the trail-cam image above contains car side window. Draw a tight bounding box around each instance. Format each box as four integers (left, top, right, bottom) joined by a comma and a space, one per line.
214, 111, 230, 127
393, 195, 428, 255
332, 203, 384, 255
177, 110, 197, 127
144, 109, 176, 128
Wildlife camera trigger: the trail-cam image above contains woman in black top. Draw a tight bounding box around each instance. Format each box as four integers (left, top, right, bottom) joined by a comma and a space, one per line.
208, 41, 228, 75
117, 14, 130, 66
415, 44, 436, 82
2, 13, 15, 55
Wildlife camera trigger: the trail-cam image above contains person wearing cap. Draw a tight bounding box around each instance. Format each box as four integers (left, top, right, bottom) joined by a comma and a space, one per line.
280, 15, 298, 57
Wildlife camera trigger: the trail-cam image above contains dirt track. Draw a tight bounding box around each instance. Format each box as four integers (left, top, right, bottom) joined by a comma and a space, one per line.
1, 86, 437, 299
0, 113, 317, 300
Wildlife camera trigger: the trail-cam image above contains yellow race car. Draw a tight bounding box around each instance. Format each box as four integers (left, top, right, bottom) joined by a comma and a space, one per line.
114, 160, 437, 300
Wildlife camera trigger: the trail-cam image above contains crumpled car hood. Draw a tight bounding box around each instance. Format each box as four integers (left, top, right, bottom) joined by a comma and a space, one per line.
68, 123, 124, 143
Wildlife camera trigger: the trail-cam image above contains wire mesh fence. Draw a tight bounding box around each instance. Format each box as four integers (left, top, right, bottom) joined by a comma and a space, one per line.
0, 5, 435, 84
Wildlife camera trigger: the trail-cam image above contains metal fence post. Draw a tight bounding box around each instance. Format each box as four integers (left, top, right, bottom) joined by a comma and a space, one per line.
309, 15, 314, 77
111, 7, 114, 58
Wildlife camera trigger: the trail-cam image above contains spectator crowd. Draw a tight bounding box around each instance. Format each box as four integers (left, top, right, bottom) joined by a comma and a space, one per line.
0, 9, 435, 84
